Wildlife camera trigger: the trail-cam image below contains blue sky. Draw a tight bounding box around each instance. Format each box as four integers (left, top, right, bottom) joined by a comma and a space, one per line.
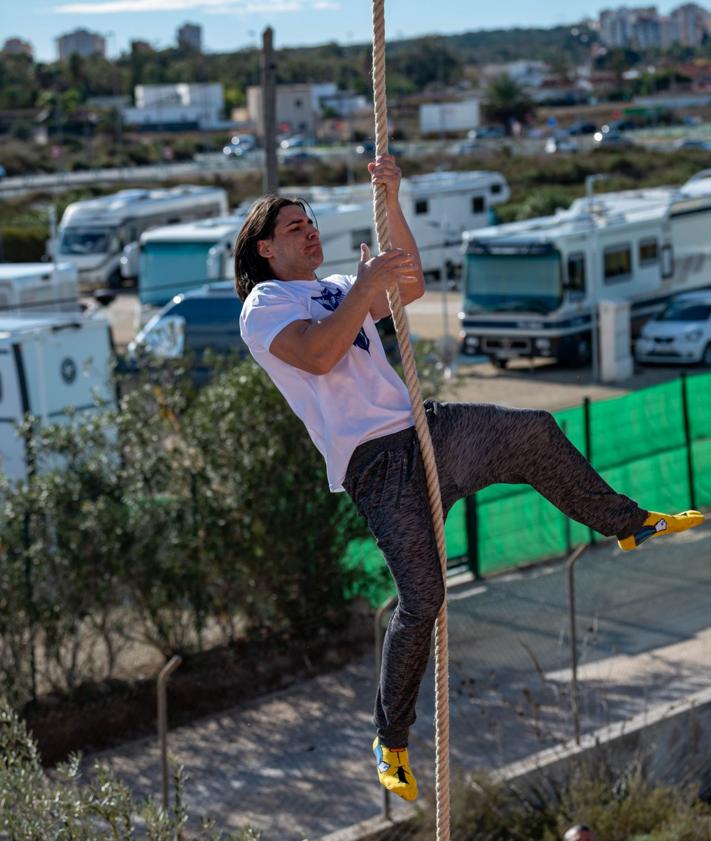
2, 0, 690, 62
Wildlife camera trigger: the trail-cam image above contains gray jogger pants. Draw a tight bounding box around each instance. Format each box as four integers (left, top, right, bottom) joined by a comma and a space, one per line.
342, 400, 647, 748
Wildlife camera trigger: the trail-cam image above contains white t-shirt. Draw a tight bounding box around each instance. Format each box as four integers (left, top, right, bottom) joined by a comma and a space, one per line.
239, 274, 414, 492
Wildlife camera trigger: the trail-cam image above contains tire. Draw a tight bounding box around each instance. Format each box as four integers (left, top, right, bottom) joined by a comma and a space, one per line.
566, 335, 592, 369
702, 342, 711, 367
107, 267, 124, 290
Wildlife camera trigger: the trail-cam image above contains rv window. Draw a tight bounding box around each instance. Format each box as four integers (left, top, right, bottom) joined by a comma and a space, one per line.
490, 183, 502, 194
603, 245, 632, 284
472, 196, 486, 214
639, 238, 658, 266
351, 228, 373, 251
414, 199, 428, 215
566, 253, 586, 298
661, 244, 674, 279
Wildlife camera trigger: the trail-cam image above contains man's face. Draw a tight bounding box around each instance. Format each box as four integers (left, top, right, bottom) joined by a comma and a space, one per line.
257, 204, 323, 280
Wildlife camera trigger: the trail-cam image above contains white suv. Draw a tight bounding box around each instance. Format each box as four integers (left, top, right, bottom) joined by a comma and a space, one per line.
635, 290, 711, 366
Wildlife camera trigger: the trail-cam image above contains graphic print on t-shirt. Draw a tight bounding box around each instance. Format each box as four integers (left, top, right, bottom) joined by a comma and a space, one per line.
312, 284, 370, 354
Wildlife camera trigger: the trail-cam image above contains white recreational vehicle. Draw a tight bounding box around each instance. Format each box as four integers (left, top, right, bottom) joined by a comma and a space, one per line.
51, 185, 228, 292
0, 263, 80, 315
136, 170, 510, 308
0, 314, 115, 481
459, 172, 711, 367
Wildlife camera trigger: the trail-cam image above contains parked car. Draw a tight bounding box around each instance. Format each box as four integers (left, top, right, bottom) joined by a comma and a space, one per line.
280, 134, 311, 150
468, 125, 505, 140
635, 291, 711, 366
673, 138, 711, 152
355, 140, 403, 157
453, 139, 483, 155
127, 281, 246, 385
0, 165, 6, 180
545, 136, 578, 154
278, 149, 320, 166
593, 130, 633, 149
223, 134, 256, 157
602, 119, 639, 133
567, 121, 597, 136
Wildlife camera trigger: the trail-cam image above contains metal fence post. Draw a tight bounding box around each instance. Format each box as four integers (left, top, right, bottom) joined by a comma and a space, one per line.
566, 545, 587, 746
680, 372, 697, 511
465, 494, 480, 579
582, 397, 596, 545
374, 595, 398, 821
560, 421, 573, 554
158, 655, 182, 811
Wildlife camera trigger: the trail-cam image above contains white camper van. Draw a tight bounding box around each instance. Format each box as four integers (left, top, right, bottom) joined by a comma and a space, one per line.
459, 173, 711, 367
52, 185, 228, 292
0, 314, 115, 481
136, 170, 510, 308
0, 263, 80, 315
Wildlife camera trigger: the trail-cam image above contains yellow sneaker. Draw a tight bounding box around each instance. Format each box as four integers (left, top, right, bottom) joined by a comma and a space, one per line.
373, 737, 418, 801
618, 510, 704, 552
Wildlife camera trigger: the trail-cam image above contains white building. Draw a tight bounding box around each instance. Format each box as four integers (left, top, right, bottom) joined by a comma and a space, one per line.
56, 28, 106, 62
480, 61, 549, 90
177, 22, 202, 52
247, 82, 341, 137
598, 4, 711, 49
419, 100, 480, 134
671, 3, 710, 46
122, 83, 226, 131
2, 37, 33, 57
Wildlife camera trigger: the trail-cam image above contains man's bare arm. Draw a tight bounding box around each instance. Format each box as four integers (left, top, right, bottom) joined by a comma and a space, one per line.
270, 248, 420, 375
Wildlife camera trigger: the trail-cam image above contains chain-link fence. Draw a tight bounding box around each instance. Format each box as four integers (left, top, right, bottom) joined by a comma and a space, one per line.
344, 370, 711, 603
87, 371, 711, 841
93, 511, 711, 841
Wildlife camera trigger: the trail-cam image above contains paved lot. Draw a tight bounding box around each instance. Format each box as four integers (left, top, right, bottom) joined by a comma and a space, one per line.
91, 521, 711, 840
104, 289, 693, 414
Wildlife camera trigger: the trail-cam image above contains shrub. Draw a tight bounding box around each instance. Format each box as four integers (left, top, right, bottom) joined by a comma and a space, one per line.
409, 761, 711, 841
0, 226, 48, 261
0, 699, 258, 840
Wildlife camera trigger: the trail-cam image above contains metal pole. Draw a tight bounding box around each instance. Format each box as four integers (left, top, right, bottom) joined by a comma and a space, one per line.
465, 494, 480, 579
561, 421, 572, 554
583, 397, 596, 546
680, 372, 697, 510
261, 26, 278, 195
566, 544, 587, 746
158, 655, 182, 811
586, 174, 607, 383
374, 595, 397, 821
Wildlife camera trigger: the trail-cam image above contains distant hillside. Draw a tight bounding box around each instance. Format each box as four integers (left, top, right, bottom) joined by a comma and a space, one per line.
389, 24, 596, 66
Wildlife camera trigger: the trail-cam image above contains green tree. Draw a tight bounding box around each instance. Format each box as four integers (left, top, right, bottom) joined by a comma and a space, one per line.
483, 74, 535, 131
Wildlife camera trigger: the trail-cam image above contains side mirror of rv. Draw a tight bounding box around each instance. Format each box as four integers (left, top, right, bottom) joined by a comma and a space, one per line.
120, 242, 140, 280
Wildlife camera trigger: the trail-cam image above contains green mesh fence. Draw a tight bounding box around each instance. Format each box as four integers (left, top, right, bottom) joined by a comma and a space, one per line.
343, 372, 711, 605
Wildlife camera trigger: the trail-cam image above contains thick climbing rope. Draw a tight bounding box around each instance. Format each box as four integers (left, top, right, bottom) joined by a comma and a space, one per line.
370, 2, 450, 839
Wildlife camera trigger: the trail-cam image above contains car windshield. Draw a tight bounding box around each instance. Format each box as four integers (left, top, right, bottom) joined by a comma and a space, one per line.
657, 301, 711, 322
463, 250, 563, 315
59, 227, 113, 255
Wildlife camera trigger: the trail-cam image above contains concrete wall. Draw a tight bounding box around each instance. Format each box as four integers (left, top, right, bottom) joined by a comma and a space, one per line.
319, 686, 711, 841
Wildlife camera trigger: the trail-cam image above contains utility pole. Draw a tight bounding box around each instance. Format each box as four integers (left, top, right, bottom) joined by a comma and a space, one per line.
262, 26, 278, 194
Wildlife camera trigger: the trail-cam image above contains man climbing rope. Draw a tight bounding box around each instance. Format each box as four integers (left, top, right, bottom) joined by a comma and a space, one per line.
235, 153, 704, 803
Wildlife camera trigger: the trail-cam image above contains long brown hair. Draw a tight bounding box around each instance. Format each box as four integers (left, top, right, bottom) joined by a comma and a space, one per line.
233, 195, 307, 301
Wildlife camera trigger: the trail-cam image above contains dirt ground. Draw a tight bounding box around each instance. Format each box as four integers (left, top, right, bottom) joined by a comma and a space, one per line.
102, 289, 693, 413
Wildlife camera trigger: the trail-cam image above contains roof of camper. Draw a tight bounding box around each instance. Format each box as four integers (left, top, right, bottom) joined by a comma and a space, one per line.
464, 186, 675, 245
301, 171, 507, 203
61, 185, 226, 226
0, 263, 69, 282
141, 214, 246, 243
